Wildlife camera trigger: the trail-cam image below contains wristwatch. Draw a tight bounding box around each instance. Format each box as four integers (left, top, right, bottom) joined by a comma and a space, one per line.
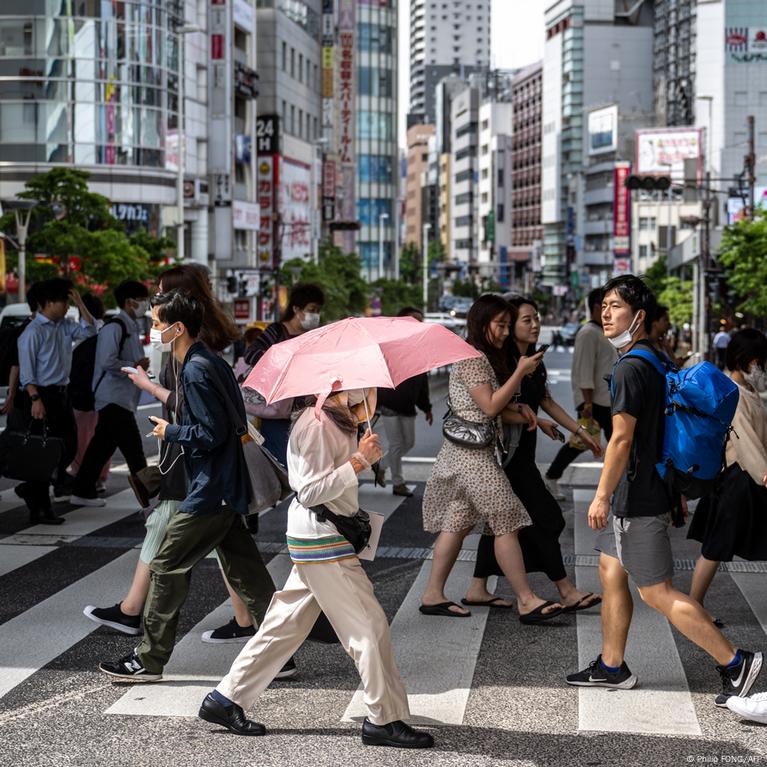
30, 394, 40, 402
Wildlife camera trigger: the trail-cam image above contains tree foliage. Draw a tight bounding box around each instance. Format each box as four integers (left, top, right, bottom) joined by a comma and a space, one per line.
642, 256, 693, 325
718, 211, 767, 316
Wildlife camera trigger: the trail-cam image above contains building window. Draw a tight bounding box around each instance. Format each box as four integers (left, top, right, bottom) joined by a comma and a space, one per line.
357, 198, 393, 225
358, 154, 394, 183
290, 104, 295, 135
358, 23, 393, 53
290, 47, 295, 78
639, 216, 657, 231
282, 41, 287, 71
298, 108, 303, 138
357, 111, 393, 140
639, 244, 649, 260
497, 204, 505, 223
298, 53, 303, 83
498, 168, 504, 187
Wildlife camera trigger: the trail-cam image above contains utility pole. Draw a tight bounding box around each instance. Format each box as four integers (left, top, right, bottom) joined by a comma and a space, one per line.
746, 115, 756, 220
700, 170, 712, 359
422, 222, 431, 315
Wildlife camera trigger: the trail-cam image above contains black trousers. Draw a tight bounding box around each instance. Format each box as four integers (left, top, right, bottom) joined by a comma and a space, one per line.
545, 402, 613, 480
473, 455, 568, 583
20, 387, 78, 511
73, 403, 146, 495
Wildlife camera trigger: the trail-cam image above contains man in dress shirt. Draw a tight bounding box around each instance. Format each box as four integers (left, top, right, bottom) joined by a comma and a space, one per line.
71, 280, 150, 507
16, 278, 96, 524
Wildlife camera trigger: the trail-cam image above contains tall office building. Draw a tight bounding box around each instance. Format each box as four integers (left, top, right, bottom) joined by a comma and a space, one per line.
409, 0, 491, 123
356, 0, 398, 279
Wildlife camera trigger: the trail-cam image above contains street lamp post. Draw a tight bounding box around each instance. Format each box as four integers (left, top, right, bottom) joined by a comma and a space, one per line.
13, 206, 34, 303
175, 24, 201, 263
312, 138, 329, 265
378, 212, 389, 280
422, 222, 431, 315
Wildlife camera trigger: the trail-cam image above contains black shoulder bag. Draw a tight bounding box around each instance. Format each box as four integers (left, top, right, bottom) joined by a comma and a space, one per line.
310, 503, 371, 554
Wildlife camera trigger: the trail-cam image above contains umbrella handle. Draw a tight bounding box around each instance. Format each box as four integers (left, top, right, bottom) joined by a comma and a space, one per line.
362, 388, 374, 434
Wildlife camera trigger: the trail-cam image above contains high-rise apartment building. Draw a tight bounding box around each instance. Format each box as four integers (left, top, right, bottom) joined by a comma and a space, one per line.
409, 0, 491, 123
404, 124, 435, 246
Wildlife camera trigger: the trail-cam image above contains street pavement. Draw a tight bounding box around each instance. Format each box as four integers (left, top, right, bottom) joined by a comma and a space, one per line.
0, 349, 766, 766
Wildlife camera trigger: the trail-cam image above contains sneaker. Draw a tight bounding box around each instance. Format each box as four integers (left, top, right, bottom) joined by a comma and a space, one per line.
392, 483, 413, 497
83, 604, 142, 636
544, 477, 565, 501
566, 655, 638, 689
274, 658, 298, 680
716, 650, 763, 707
99, 653, 162, 682
201, 618, 255, 644
70, 494, 106, 508
726, 691, 767, 724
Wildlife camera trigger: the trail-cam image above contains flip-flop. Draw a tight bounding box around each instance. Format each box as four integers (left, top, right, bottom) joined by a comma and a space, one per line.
460, 597, 514, 609
519, 600, 564, 625
419, 601, 471, 617
563, 593, 603, 613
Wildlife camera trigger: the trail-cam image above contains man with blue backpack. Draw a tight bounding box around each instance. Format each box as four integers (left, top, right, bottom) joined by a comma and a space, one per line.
567, 275, 762, 707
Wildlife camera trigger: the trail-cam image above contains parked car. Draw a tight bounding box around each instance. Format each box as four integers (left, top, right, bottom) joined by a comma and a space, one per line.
552, 322, 582, 347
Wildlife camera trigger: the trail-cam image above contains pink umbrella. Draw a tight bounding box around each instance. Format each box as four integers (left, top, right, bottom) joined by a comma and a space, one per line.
243, 316, 480, 420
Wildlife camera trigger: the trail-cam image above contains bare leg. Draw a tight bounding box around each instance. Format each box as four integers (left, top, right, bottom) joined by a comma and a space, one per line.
120, 559, 151, 616
492, 533, 562, 616
464, 577, 514, 607
222, 570, 253, 627
690, 556, 720, 608
554, 577, 601, 609
422, 530, 472, 615
599, 553, 633, 667
638, 580, 736, 666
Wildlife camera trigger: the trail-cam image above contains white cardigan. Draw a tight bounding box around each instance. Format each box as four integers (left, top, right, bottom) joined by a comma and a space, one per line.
726, 376, 767, 485
286, 408, 360, 539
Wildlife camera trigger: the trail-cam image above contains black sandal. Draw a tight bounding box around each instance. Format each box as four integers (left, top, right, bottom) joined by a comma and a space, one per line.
419, 601, 471, 617
563, 593, 602, 613
460, 597, 514, 609
519, 600, 564, 625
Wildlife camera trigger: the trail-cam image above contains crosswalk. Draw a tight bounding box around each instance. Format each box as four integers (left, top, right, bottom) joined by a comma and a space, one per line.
1, 468, 766, 742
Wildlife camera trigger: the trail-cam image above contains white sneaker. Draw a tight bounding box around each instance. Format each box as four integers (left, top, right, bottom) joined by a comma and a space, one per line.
544, 477, 566, 501
726, 692, 767, 723
70, 495, 106, 508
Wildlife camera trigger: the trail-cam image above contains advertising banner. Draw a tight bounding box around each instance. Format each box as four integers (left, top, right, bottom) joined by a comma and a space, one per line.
280, 158, 312, 262
613, 162, 631, 255
257, 156, 276, 265
588, 105, 618, 155
635, 128, 702, 178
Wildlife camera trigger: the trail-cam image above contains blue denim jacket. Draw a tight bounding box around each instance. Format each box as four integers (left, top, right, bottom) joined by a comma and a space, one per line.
163, 342, 251, 515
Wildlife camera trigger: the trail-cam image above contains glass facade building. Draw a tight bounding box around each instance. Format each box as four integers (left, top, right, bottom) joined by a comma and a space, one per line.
356, 0, 397, 278
0, 0, 182, 170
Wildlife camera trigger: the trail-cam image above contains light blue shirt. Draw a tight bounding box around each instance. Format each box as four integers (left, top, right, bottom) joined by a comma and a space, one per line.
18, 313, 97, 388
93, 310, 145, 412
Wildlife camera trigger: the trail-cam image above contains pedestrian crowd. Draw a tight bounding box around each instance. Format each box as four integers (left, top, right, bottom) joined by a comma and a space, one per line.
1, 265, 766, 746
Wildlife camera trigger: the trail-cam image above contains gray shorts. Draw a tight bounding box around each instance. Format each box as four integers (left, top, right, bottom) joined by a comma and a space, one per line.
612, 513, 674, 587
594, 516, 619, 559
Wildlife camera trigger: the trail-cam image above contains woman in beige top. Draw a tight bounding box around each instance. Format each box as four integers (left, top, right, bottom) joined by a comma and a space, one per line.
688, 328, 767, 616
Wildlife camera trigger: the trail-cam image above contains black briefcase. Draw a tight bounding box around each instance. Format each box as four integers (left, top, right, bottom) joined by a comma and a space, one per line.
0, 424, 63, 483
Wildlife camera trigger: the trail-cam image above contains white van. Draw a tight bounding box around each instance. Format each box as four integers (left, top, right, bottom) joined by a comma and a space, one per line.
0, 302, 78, 330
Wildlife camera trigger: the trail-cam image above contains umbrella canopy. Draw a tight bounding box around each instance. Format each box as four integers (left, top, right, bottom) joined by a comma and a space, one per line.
243, 316, 480, 404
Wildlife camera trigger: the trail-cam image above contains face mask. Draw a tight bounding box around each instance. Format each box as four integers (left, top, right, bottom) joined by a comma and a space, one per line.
150, 324, 176, 352
609, 313, 642, 350
346, 389, 366, 407
744, 363, 767, 392
300, 311, 321, 331
133, 299, 148, 317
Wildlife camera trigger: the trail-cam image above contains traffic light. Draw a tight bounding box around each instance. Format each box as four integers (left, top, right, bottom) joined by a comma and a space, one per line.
226, 275, 237, 293
626, 175, 671, 192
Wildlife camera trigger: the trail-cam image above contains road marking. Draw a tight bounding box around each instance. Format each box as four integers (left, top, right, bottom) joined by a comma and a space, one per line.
0, 544, 58, 578
106, 554, 295, 718
343, 533, 496, 726
572, 490, 701, 736
0, 550, 139, 701
730, 569, 767, 637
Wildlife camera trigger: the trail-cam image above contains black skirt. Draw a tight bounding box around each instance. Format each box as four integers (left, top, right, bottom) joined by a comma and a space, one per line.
687, 463, 767, 562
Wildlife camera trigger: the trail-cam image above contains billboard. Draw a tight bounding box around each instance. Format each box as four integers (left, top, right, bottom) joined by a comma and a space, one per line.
588, 105, 618, 156
725, 27, 767, 64
613, 162, 631, 255
635, 128, 702, 178
280, 158, 312, 262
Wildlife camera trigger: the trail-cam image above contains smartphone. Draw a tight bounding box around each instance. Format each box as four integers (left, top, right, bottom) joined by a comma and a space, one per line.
537, 344, 551, 356
147, 415, 156, 425
551, 426, 565, 443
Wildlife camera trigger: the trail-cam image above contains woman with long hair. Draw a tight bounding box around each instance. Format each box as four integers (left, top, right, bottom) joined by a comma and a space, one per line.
465, 296, 603, 613
419, 295, 564, 622
83, 265, 288, 657
200, 388, 434, 749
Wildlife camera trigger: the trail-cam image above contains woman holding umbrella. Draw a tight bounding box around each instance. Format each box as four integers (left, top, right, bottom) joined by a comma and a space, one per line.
199, 386, 434, 748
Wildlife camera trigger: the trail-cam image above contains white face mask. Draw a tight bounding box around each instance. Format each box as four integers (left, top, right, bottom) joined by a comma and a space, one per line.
132, 299, 148, 317
300, 311, 321, 331
609, 312, 643, 350
346, 389, 366, 407
744, 363, 767, 392
150, 324, 177, 352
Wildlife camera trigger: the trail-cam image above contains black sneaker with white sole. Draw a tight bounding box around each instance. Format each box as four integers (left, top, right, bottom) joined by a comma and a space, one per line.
201, 617, 255, 644
274, 658, 298, 680
715, 649, 763, 708
83, 604, 142, 636
566, 655, 638, 689
99, 653, 162, 682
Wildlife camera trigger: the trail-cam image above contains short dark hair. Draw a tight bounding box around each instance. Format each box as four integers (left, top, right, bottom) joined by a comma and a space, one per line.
601, 275, 657, 333
396, 306, 423, 318
81, 292, 105, 320
153, 290, 204, 338
38, 278, 74, 308
726, 328, 767, 373
587, 288, 603, 313
655, 304, 669, 322
283, 283, 325, 321
26, 281, 42, 313
114, 280, 149, 309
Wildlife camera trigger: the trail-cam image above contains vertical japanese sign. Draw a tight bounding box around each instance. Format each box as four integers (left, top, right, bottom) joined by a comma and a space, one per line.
257, 157, 276, 266
613, 162, 631, 256
322, 0, 335, 144
337, 0, 356, 249
281, 159, 312, 261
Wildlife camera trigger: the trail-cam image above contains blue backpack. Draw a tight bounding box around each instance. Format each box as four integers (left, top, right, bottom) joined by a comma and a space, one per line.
611, 347, 740, 499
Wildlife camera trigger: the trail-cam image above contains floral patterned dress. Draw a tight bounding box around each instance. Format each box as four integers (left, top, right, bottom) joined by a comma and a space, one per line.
422, 355, 531, 536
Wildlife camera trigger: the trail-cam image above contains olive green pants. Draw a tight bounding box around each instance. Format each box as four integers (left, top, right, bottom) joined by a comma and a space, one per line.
136, 508, 275, 674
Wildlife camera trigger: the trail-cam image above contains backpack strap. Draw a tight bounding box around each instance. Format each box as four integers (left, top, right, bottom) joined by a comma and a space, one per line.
93, 317, 130, 396
619, 347, 670, 379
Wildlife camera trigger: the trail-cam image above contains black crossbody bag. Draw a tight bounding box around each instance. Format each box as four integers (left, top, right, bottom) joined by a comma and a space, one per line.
310, 503, 371, 554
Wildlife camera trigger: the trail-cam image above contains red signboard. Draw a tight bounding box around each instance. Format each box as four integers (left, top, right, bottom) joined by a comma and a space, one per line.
613, 162, 631, 255
211, 33, 224, 59
234, 299, 250, 320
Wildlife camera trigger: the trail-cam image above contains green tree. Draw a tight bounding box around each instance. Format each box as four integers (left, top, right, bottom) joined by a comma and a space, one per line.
370, 278, 423, 316
399, 242, 420, 284
658, 275, 694, 325
718, 210, 767, 316
642, 255, 668, 296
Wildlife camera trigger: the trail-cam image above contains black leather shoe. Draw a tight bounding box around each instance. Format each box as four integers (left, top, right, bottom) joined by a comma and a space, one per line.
361, 718, 434, 749
198, 693, 266, 736
41, 507, 65, 525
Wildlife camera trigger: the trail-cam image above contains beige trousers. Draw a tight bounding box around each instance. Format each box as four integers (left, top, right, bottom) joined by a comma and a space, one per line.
216, 556, 410, 726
